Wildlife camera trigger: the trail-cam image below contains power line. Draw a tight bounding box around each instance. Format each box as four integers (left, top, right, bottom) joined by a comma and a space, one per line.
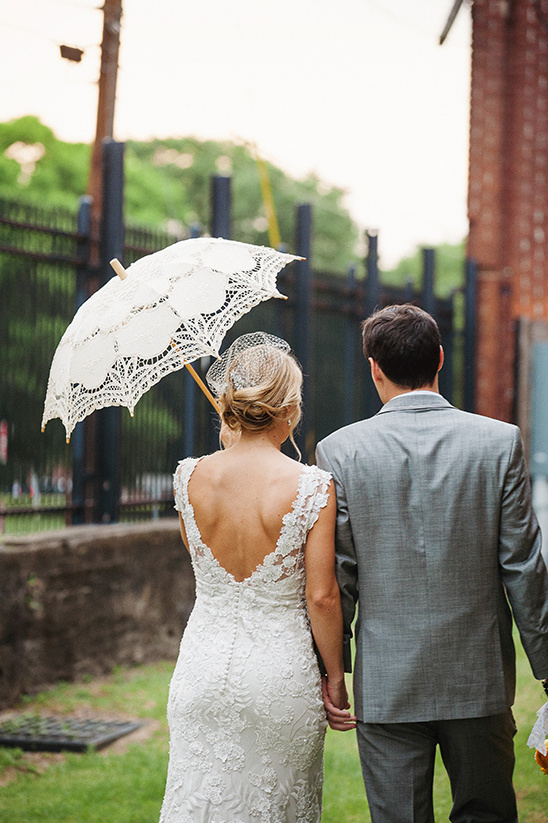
439, 0, 465, 45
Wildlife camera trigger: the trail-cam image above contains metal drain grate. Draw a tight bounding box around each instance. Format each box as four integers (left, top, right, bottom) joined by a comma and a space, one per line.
0, 715, 143, 752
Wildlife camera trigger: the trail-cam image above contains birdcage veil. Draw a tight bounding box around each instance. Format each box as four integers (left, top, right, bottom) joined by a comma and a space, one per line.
206, 332, 292, 397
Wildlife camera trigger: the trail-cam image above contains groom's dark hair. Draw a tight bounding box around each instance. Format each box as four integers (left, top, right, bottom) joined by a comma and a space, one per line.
361, 303, 441, 389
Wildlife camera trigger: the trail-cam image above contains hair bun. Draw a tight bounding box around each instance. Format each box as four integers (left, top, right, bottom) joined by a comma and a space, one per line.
206, 332, 291, 396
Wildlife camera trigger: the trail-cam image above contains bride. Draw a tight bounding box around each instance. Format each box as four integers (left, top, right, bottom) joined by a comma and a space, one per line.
158, 333, 355, 823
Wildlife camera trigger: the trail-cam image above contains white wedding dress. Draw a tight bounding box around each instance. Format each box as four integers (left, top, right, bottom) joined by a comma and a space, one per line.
158, 457, 331, 823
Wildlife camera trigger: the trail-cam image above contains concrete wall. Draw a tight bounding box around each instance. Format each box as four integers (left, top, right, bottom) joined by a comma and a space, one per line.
0, 519, 195, 710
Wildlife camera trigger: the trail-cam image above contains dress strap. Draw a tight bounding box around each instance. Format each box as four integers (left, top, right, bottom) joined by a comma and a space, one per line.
173, 456, 201, 514
292, 464, 332, 533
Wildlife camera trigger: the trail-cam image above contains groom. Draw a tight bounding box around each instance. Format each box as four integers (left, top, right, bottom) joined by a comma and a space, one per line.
316, 304, 548, 823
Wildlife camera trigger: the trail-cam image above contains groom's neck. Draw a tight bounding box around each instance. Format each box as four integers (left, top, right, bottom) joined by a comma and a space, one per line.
377, 376, 440, 406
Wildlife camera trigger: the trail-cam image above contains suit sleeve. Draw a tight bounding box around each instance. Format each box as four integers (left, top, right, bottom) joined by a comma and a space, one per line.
498, 427, 548, 679
316, 441, 358, 673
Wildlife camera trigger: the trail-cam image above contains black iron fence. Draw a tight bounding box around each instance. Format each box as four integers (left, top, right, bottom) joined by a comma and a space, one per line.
0, 195, 179, 533
0, 199, 82, 533
0, 167, 476, 534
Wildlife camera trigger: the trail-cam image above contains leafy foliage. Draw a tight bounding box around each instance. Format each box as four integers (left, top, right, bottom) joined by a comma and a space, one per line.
0, 117, 359, 273
383, 241, 466, 297
0, 116, 90, 210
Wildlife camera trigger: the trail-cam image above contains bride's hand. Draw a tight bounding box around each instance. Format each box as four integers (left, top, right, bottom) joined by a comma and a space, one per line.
322, 677, 357, 732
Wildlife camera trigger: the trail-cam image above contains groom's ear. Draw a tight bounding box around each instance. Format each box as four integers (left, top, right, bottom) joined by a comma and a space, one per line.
437, 346, 444, 373
369, 358, 382, 384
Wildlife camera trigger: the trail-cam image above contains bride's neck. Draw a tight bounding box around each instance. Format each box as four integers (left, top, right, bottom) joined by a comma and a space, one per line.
233, 425, 287, 452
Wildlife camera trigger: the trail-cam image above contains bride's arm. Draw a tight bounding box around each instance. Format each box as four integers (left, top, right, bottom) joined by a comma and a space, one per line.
305, 481, 356, 731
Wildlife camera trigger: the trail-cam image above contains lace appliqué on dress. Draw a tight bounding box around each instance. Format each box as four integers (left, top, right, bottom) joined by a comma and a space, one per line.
160, 459, 332, 823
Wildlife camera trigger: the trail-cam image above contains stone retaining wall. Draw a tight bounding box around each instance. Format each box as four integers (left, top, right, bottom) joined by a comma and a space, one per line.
0, 520, 195, 709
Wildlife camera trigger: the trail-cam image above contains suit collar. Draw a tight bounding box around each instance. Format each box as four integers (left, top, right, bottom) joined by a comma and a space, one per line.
376, 392, 454, 415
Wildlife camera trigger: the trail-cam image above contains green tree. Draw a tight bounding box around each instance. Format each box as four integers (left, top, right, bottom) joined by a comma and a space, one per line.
382, 241, 466, 297
0, 116, 90, 210
0, 117, 359, 273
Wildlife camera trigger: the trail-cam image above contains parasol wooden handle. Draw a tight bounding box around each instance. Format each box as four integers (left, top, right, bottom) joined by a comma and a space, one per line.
110, 258, 128, 279
184, 362, 221, 413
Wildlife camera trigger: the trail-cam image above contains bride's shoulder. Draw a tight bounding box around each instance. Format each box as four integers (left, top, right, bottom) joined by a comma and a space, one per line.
304, 462, 332, 486
272, 457, 332, 490
173, 457, 202, 512
174, 455, 202, 472
173, 455, 203, 488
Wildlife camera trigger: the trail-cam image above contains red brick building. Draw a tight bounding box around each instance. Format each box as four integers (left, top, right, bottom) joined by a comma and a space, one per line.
468, 0, 548, 421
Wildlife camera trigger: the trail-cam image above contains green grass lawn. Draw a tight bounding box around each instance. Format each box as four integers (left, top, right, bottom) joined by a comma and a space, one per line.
0, 643, 546, 822
0, 493, 67, 536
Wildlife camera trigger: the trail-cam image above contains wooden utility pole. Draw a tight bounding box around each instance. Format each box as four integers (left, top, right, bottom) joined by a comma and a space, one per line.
75, 0, 122, 524
87, 0, 122, 259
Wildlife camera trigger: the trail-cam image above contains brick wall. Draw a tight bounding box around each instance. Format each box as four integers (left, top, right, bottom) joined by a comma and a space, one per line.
468, 0, 548, 420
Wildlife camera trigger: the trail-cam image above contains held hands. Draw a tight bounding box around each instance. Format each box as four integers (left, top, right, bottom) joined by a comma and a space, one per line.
321, 676, 357, 732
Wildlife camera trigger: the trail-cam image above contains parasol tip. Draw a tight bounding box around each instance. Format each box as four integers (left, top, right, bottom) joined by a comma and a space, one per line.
110, 258, 128, 280
41, 426, 45, 433
66, 436, 70, 444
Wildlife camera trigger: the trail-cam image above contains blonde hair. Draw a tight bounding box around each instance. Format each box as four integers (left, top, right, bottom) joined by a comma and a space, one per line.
219, 348, 303, 456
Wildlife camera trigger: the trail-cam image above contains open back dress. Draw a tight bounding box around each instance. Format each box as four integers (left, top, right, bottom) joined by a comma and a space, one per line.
158, 457, 331, 823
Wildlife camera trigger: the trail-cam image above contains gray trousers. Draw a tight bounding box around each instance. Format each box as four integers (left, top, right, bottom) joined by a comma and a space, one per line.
356, 711, 517, 823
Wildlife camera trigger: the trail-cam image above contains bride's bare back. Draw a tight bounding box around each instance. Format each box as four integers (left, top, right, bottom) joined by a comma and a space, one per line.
184, 447, 304, 582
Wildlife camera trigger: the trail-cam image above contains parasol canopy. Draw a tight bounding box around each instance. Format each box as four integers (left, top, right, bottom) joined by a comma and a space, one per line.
42, 237, 300, 441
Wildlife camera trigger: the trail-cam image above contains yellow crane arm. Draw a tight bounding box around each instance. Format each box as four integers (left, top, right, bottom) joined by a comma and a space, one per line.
255, 154, 282, 250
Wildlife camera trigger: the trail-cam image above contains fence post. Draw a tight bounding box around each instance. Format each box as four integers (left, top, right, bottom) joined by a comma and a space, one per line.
422, 248, 436, 317
364, 230, 380, 317
181, 223, 202, 457
363, 231, 381, 418
206, 176, 232, 452
71, 195, 93, 525
344, 264, 357, 425
405, 277, 414, 303
211, 175, 231, 239
182, 370, 197, 458
463, 258, 477, 412
189, 222, 202, 239
294, 203, 312, 460
96, 139, 124, 523
439, 292, 455, 404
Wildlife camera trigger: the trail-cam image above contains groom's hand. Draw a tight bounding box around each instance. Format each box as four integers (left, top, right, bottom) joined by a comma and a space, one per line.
322, 677, 357, 732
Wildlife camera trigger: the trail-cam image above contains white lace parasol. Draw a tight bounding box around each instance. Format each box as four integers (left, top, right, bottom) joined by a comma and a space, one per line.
42, 237, 301, 440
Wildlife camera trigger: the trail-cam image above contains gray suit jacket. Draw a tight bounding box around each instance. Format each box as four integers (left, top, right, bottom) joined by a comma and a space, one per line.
316, 392, 548, 723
